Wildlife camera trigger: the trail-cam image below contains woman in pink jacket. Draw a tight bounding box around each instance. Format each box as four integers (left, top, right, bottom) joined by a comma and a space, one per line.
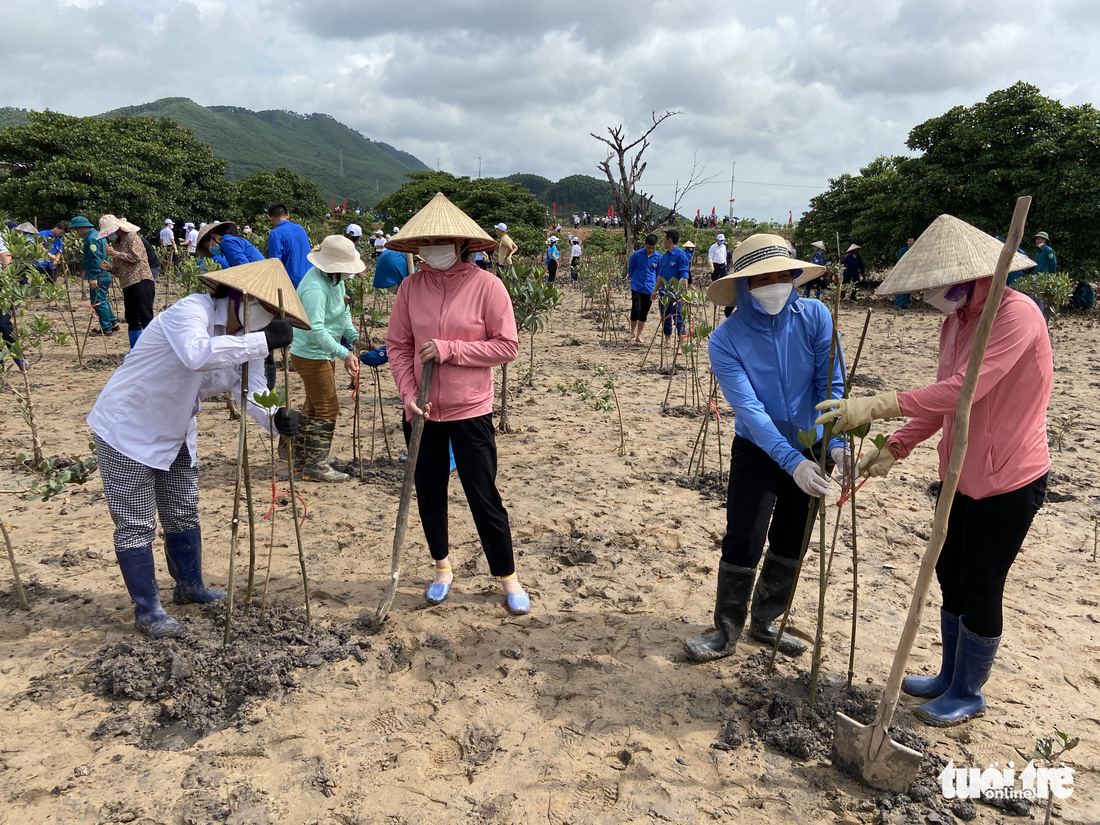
385, 194, 529, 615
816, 219, 1051, 727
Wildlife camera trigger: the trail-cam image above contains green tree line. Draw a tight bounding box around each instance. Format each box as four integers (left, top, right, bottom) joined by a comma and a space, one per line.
795, 83, 1100, 271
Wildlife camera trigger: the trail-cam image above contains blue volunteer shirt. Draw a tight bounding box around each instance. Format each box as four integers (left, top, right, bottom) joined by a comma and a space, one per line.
656, 245, 691, 294
220, 234, 265, 267
628, 247, 660, 293
37, 230, 61, 271
267, 220, 313, 287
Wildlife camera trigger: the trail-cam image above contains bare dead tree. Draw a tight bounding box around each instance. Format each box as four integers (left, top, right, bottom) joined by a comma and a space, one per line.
592, 111, 680, 274
657, 150, 721, 227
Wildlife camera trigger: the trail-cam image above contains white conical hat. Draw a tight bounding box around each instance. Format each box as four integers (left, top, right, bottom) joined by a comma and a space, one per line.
384, 192, 497, 254
876, 214, 1036, 296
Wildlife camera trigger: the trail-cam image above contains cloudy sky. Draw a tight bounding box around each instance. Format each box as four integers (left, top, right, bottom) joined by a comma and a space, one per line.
3, 0, 1097, 221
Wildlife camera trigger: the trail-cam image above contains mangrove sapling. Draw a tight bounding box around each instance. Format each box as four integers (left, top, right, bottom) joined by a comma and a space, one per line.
252, 389, 283, 611
370, 366, 394, 462
1016, 728, 1080, 825
278, 289, 311, 624
224, 296, 252, 645
0, 234, 72, 465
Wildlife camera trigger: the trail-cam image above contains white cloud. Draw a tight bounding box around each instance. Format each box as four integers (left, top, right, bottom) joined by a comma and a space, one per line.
1, 0, 1097, 222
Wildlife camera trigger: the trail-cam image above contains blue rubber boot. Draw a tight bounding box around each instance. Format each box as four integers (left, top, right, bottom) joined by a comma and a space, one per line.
127, 330, 141, 349
902, 609, 960, 697
116, 546, 185, 638
914, 620, 1000, 727
164, 527, 227, 605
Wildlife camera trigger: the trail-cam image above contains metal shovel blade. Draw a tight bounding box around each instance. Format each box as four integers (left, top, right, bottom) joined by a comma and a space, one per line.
831, 712, 923, 794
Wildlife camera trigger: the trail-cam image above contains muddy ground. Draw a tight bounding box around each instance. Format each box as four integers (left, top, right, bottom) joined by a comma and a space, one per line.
1, 271, 1099, 824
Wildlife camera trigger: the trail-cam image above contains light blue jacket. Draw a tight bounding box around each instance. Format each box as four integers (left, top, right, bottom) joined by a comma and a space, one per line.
709, 278, 846, 474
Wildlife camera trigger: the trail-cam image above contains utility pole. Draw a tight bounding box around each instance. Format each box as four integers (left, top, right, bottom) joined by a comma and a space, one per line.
729, 162, 735, 223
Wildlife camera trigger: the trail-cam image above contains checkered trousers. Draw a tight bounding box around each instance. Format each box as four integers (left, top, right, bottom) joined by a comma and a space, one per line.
93, 435, 200, 550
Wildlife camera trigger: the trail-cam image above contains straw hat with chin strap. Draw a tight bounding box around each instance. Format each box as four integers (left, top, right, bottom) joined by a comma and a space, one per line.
197, 258, 311, 330
875, 213, 1037, 296
195, 221, 239, 253
384, 192, 497, 254
96, 214, 141, 239
706, 232, 825, 306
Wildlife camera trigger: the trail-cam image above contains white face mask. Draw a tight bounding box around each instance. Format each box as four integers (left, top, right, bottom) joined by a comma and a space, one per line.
237, 298, 277, 332
420, 244, 459, 271
750, 283, 793, 315
921, 285, 964, 315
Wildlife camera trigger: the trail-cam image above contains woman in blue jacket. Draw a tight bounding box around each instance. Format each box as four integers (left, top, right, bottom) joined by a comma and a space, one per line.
686, 234, 848, 662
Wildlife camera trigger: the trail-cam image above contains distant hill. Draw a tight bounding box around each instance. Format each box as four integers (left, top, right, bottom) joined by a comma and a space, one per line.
95, 98, 430, 208
0, 107, 28, 129
503, 172, 674, 219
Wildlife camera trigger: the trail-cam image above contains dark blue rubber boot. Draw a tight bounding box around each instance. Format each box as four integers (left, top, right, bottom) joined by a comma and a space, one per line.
116, 546, 184, 638
128, 330, 141, 349
914, 620, 1000, 727
902, 609, 960, 697
164, 527, 227, 604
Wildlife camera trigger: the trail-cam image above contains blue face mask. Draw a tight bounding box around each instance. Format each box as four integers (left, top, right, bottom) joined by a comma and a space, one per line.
208, 243, 222, 257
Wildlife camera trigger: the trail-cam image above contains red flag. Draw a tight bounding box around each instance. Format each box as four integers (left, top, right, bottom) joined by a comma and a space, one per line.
553, 202, 556, 217
788, 210, 793, 225
696, 209, 700, 218
610, 204, 614, 218
711, 207, 716, 216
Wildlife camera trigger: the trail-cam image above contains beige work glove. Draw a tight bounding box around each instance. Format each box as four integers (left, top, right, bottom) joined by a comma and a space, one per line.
857, 446, 897, 479
814, 392, 901, 433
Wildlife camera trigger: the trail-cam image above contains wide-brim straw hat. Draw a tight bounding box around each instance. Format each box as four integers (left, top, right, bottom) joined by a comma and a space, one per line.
307, 235, 366, 275
876, 213, 1037, 296
811, 240, 826, 250
15, 221, 38, 234
706, 232, 824, 306
197, 258, 311, 330
385, 192, 497, 254
96, 214, 140, 239
195, 221, 239, 252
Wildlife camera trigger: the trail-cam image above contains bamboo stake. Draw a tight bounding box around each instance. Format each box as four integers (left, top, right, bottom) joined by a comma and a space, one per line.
224, 295, 250, 645
1, 521, 28, 610
242, 436, 258, 615
279, 289, 311, 624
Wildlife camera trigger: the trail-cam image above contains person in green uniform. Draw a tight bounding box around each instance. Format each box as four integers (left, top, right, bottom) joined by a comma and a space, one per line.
1033, 232, 1057, 274
71, 215, 119, 336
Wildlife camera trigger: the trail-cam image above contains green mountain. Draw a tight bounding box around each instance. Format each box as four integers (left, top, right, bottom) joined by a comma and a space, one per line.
96, 98, 429, 208
0, 107, 29, 130
503, 172, 673, 219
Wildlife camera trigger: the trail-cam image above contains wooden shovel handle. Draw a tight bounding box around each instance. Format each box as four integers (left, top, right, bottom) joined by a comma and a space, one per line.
869, 196, 1033, 751
389, 360, 435, 576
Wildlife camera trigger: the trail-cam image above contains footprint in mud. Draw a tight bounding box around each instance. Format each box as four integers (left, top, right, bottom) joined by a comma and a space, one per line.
371, 709, 407, 736
459, 725, 501, 767
430, 737, 461, 768
576, 777, 620, 811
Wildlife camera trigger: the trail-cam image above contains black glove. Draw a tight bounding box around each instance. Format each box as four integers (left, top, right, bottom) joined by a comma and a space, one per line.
263, 318, 294, 352
273, 407, 300, 436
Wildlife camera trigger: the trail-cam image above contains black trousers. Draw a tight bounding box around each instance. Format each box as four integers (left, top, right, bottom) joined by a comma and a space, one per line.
402, 413, 515, 577
630, 290, 653, 322
122, 279, 156, 332
722, 436, 830, 568
936, 473, 1047, 637
547, 259, 558, 282
712, 263, 728, 280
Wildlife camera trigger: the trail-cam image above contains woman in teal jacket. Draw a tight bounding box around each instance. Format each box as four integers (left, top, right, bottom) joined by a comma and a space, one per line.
289, 235, 363, 482
685, 233, 848, 662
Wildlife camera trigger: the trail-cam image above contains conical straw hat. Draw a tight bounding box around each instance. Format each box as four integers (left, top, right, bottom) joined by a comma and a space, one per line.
197, 258, 311, 330
384, 192, 497, 254
876, 214, 1036, 296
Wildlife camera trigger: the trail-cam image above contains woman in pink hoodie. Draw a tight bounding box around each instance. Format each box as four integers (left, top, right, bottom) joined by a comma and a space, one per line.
385, 194, 529, 615
816, 225, 1051, 728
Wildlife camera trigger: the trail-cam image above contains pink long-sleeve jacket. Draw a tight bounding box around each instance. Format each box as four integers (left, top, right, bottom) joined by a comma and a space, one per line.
886, 278, 1052, 500
388, 261, 519, 423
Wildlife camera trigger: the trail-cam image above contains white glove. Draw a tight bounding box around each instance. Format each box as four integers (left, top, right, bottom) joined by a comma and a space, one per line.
792, 459, 835, 498
830, 446, 851, 484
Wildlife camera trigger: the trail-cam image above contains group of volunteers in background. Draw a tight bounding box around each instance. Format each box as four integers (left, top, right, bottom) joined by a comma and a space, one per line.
4, 191, 1053, 731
